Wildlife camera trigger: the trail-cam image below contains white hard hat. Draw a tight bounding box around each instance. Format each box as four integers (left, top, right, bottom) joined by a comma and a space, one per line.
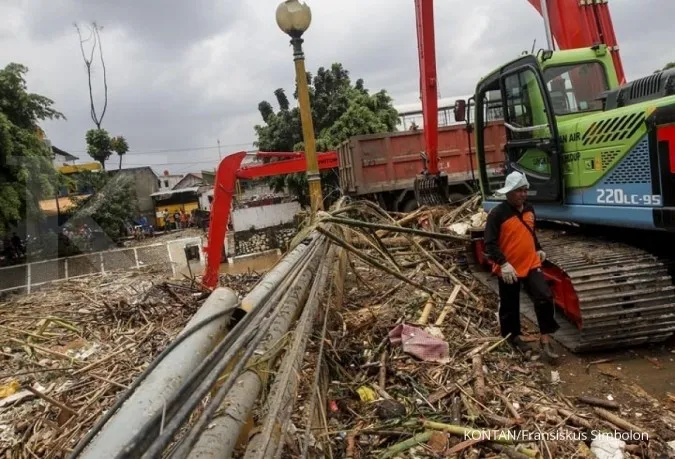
495, 171, 529, 195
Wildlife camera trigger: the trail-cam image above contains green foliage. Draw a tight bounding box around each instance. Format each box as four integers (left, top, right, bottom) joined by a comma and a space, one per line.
253, 63, 399, 206
0, 63, 65, 236
85, 130, 130, 170
85, 128, 112, 167
655, 62, 675, 73
67, 171, 138, 241
111, 135, 129, 170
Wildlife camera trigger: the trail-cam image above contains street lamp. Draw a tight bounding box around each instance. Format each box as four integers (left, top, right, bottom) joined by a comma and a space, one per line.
276, 0, 323, 217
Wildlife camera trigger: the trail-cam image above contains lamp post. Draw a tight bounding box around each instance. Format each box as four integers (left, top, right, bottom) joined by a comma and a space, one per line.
276, 0, 323, 217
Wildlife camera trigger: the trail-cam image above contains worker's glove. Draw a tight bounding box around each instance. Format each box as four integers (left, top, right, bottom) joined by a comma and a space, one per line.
537, 250, 546, 262
500, 263, 518, 284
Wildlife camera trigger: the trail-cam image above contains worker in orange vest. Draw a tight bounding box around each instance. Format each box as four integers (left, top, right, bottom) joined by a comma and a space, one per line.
484, 171, 560, 362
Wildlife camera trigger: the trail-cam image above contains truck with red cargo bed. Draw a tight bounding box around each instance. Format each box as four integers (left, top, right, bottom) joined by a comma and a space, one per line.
336, 120, 507, 212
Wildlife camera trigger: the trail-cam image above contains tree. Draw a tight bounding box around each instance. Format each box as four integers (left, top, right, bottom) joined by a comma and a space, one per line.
654, 62, 675, 73
253, 63, 399, 206
84, 127, 130, 170
85, 128, 112, 166
111, 135, 129, 170
0, 63, 65, 235
75, 22, 129, 170
67, 170, 138, 243
75, 22, 107, 130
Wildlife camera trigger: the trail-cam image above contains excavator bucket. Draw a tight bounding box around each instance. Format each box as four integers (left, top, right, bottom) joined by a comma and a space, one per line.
413, 173, 450, 206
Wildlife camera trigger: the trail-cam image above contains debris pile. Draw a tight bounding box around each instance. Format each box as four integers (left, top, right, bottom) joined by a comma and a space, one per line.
284, 197, 675, 458
0, 266, 261, 458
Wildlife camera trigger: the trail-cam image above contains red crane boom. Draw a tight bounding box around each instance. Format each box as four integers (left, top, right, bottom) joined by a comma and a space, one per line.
201, 151, 337, 288
527, 0, 625, 83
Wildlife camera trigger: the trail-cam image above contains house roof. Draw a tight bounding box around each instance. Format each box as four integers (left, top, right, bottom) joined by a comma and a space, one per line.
39, 195, 86, 216
52, 146, 79, 161
112, 166, 159, 179
58, 162, 102, 174
172, 172, 206, 190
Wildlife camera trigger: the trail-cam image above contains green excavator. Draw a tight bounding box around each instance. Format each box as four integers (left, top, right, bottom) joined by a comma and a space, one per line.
459, 44, 675, 352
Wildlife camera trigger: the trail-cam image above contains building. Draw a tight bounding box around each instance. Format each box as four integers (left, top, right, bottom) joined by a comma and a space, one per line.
38, 151, 99, 227
156, 170, 183, 191
109, 167, 159, 223
151, 188, 202, 229
173, 172, 206, 190
51, 144, 79, 168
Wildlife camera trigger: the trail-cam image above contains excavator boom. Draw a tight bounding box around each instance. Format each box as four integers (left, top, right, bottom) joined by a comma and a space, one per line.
202, 151, 338, 289
527, 0, 626, 84
412, 0, 451, 205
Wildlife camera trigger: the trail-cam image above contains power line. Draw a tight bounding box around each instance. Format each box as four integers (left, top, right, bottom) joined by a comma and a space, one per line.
122, 159, 222, 166
67, 141, 256, 155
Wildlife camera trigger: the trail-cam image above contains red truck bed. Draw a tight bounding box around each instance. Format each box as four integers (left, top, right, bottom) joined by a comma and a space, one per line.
337, 122, 506, 196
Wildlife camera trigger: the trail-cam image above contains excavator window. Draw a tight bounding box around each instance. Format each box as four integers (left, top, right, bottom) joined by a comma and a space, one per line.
503, 68, 551, 141
543, 62, 608, 115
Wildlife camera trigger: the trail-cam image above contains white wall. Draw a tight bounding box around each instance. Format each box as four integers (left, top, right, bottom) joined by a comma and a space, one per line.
199, 189, 214, 211
232, 201, 301, 232
158, 175, 183, 191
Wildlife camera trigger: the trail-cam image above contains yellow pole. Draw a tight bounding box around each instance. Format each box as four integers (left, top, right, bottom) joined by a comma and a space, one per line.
291, 37, 323, 217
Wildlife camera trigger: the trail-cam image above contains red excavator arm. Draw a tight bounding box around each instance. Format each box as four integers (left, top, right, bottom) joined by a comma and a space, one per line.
413, 0, 452, 206
415, 0, 438, 176
527, 0, 626, 84
201, 151, 338, 288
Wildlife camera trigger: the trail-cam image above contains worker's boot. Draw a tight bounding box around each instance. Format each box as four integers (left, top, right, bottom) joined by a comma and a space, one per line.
540, 339, 560, 363
508, 336, 532, 358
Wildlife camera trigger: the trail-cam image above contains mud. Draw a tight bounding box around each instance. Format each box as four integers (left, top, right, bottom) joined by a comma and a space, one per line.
519, 316, 675, 416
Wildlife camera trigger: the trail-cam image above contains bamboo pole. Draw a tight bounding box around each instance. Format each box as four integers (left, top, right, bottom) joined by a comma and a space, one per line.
378, 431, 434, 459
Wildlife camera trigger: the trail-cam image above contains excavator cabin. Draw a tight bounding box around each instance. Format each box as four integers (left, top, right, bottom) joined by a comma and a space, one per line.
460, 45, 675, 352
464, 45, 619, 205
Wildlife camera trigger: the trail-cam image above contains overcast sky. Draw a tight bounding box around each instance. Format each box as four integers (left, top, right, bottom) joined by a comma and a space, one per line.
0, 0, 672, 176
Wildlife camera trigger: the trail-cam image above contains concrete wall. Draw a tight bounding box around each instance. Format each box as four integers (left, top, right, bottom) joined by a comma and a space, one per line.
199, 188, 214, 211
115, 168, 159, 223
231, 201, 301, 232
158, 175, 182, 192
234, 224, 296, 256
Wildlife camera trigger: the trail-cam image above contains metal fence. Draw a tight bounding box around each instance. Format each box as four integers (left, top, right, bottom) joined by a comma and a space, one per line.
0, 237, 203, 295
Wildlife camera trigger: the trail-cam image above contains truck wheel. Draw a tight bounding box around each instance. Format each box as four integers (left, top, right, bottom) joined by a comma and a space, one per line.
401, 199, 419, 212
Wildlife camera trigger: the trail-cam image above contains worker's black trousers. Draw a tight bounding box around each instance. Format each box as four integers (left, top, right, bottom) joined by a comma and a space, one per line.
497, 268, 560, 338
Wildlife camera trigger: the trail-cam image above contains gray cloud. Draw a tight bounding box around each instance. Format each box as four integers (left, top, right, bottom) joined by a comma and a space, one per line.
0, 0, 672, 175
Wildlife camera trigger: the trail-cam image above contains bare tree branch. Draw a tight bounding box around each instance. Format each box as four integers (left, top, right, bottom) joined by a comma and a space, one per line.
74, 22, 107, 130
93, 22, 108, 127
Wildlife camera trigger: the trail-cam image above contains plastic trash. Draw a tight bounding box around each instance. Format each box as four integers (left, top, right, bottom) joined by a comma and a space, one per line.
590, 435, 625, 459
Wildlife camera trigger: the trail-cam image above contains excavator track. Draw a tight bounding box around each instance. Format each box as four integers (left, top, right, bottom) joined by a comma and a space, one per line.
472, 229, 675, 352
537, 230, 675, 352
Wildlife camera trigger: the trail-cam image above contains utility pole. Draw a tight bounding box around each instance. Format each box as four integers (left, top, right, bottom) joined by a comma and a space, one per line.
217, 139, 222, 160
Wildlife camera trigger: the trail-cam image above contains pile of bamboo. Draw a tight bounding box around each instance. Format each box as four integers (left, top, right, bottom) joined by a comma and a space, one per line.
284, 197, 675, 459
0, 268, 260, 458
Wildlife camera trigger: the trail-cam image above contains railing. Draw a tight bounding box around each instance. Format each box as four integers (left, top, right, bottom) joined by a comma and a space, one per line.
0, 237, 203, 295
